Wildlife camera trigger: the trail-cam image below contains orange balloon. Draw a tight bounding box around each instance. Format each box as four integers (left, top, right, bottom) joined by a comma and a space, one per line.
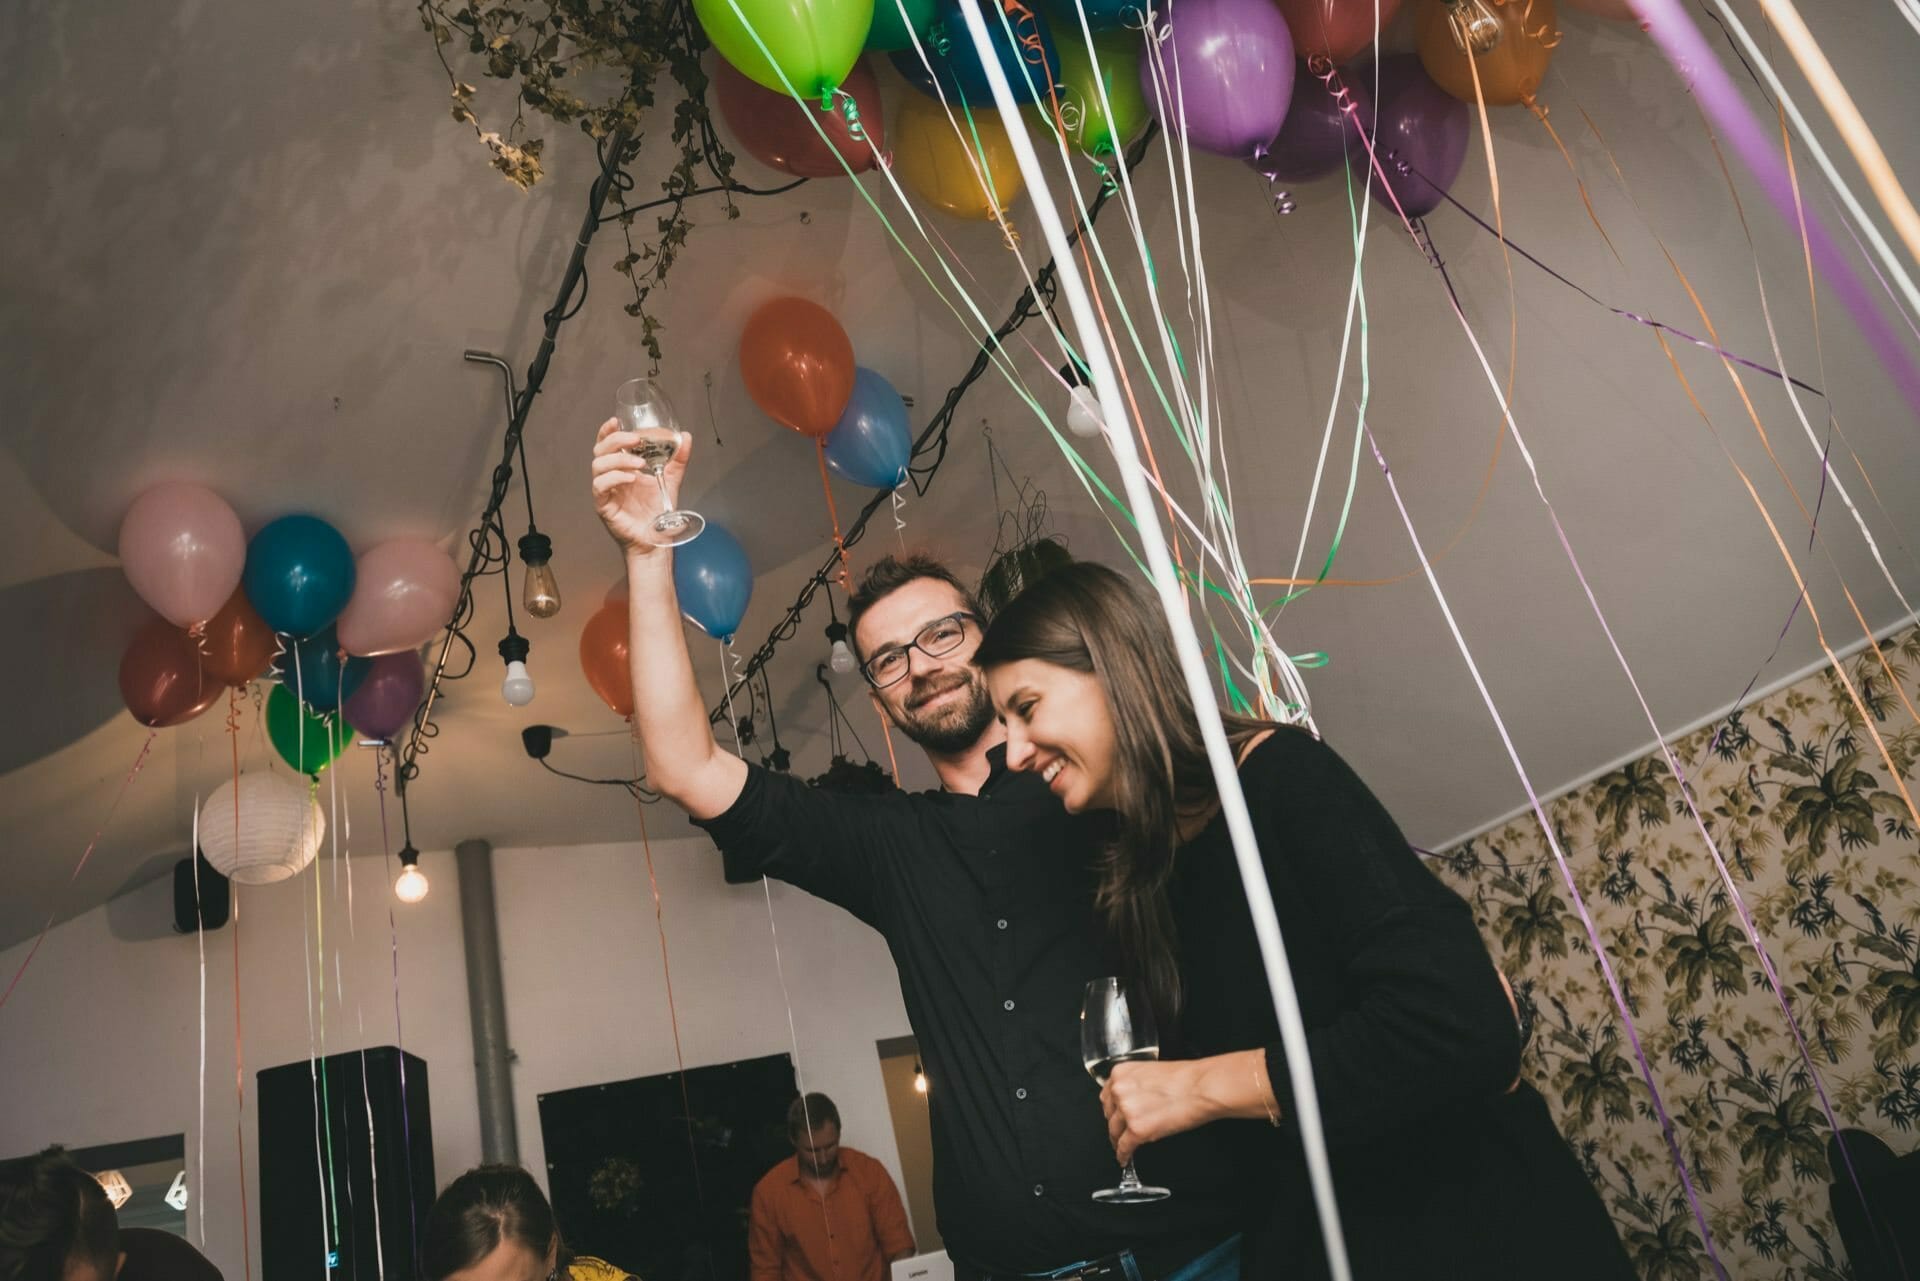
739, 297, 856, 438
1415, 0, 1557, 106
1275, 0, 1405, 64
120, 617, 220, 728
199, 587, 278, 687
579, 600, 634, 719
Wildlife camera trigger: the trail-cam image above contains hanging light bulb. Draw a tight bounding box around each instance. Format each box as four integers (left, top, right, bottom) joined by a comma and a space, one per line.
826, 620, 857, 674
1443, 0, 1504, 54
394, 844, 429, 904
518, 531, 562, 619
1060, 362, 1104, 439
499, 632, 535, 707
912, 1061, 928, 1094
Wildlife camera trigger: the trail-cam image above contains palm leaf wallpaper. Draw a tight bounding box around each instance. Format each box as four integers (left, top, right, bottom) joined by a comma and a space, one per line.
1434, 630, 1920, 1280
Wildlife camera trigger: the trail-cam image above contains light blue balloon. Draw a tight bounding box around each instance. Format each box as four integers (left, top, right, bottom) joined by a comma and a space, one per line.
244, 515, 356, 638
824, 368, 912, 490
673, 522, 753, 643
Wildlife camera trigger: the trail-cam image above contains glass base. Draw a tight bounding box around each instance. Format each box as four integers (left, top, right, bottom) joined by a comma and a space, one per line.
1092, 1183, 1171, 1203
650, 509, 704, 548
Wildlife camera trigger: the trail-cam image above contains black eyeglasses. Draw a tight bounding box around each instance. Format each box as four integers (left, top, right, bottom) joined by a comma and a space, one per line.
861, 612, 979, 689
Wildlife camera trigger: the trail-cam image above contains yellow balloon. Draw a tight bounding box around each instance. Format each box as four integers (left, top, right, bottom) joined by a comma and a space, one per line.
892, 91, 1026, 221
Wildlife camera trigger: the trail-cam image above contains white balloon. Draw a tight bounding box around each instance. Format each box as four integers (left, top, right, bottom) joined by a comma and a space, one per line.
1066, 385, 1106, 439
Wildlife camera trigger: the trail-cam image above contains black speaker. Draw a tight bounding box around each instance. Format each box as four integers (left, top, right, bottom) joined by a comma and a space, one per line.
257, 1047, 434, 1281
173, 853, 230, 933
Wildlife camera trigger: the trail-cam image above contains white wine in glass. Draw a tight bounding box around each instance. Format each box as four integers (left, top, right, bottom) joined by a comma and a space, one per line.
615, 378, 705, 547
1081, 977, 1172, 1203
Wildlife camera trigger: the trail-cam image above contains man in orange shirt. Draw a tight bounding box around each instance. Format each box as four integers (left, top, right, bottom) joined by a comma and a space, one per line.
749, 1094, 915, 1281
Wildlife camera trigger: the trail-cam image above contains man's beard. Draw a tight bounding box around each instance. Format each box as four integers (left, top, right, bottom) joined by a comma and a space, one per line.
893, 672, 995, 755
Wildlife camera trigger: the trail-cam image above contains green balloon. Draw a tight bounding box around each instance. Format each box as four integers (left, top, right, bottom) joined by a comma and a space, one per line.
695, 0, 874, 99
267, 683, 351, 775
866, 0, 936, 51
1025, 28, 1148, 157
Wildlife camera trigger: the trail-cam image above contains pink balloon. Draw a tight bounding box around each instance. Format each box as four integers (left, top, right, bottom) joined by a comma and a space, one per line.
336, 539, 460, 657
117, 483, 246, 628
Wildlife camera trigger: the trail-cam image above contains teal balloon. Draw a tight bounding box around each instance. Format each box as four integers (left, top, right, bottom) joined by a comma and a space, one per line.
272, 624, 369, 712
867, 0, 938, 50
244, 515, 355, 638
890, 0, 1060, 104
673, 523, 753, 644
824, 368, 912, 489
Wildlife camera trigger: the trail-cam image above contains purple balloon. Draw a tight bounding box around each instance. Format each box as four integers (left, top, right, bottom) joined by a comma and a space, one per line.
1366, 54, 1468, 219
1251, 61, 1375, 184
1141, 0, 1294, 159
343, 651, 425, 742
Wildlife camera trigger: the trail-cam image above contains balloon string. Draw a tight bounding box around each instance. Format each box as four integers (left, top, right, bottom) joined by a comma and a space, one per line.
387, 906, 420, 1277
878, 710, 902, 785
1363, 417, 1728, 1281
1321, 58, 1730, 1272
891, 489, 908, 552
0, 729, 158, 1012
815, 439, 853, 592
628, 735, 711, 1240
301, 852, 332, 1270
759, 875, 834, 1250
234, 884, 253, 1281
192, 786, 208, 1249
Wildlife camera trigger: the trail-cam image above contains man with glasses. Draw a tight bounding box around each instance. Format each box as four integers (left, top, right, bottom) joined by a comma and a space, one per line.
591, 424, 1249, 1281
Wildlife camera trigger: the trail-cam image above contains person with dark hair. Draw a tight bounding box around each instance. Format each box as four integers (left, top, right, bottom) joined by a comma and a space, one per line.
422, 1165, 633, 1281
976, 562, 1634, 1280
0, 1147, 222, 1281
748, 1094, 913, 1281
592, 429, 1249, 1281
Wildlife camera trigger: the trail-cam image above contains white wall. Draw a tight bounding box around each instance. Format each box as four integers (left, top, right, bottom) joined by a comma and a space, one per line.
0, 836, 912, 1280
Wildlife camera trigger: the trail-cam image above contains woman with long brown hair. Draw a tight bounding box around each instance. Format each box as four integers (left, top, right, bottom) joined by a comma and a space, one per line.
974, 561, 1631, 1280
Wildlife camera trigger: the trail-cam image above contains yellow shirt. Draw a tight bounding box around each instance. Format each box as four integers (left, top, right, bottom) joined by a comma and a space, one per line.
568, 1257, 637, 1281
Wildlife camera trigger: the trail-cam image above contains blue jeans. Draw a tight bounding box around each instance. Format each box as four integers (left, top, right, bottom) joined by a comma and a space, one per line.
1009, 1235, 1242, 1281
1161, 1235, 1241, 1281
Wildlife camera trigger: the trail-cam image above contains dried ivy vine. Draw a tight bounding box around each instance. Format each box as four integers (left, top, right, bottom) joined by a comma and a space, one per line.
419, 0, 790, 367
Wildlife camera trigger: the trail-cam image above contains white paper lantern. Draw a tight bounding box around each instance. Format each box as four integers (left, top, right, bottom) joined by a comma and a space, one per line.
198, 771, 325, 884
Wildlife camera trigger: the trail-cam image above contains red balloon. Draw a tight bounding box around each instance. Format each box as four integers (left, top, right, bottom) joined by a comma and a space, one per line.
739, 297, 857, 438
199, 587, 279, 687
1274, 0, 1404, 63
716, 55, 886, 177
120, 618, 220, 728
579, 601, 634, 720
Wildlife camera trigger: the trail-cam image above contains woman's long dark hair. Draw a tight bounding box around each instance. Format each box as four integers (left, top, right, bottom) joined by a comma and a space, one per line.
422, 1165, 561, 1281
976, 561, 1277, 1020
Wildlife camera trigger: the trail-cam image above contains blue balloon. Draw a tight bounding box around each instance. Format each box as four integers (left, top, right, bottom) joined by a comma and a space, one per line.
891, 0, 1060, 105
244, 515, 356, 637
824, 368, 913, 490
673, 522, 753, 644
272, 624, 370, 712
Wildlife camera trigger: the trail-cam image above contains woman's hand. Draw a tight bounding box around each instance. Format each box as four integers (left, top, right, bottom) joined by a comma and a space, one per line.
591, 417, 689, 558
1103, 1060, 1214, 1166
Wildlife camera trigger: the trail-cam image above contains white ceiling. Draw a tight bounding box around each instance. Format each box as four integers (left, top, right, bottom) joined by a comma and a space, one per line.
2, 0, 1917, 949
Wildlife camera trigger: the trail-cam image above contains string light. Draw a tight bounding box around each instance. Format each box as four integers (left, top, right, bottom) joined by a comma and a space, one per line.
393, 781, 429, 904
912, 1061, 927, 1094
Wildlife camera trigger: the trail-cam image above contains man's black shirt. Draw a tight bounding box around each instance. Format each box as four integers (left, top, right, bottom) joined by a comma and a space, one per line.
694, 747, 1253, 1276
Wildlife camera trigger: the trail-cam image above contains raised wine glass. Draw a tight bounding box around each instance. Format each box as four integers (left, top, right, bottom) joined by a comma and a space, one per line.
615, 378, 705, 547
1080, 977, 1172, 1203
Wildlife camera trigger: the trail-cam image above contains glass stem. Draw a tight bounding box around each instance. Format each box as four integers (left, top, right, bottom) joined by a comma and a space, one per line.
1118, 1161, 1144, 1191
653, 471, 673, 510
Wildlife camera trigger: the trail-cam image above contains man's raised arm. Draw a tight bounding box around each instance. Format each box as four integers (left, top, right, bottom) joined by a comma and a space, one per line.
590, 419, 747, 819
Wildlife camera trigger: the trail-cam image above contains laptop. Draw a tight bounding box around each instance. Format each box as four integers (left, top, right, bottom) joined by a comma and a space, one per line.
891, 1251, 955, 1281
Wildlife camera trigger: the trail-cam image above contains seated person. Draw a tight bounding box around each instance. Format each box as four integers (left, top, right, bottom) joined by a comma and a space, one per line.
422, 1164, 634, 1281
0, 1146, 223, 1281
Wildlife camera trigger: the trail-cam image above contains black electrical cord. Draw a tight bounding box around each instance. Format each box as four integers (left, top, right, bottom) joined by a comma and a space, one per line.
703, 123, 1160, 727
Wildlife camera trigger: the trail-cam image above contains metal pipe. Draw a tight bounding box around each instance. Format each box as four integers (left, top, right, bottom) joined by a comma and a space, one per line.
455, 838, 518, 1163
